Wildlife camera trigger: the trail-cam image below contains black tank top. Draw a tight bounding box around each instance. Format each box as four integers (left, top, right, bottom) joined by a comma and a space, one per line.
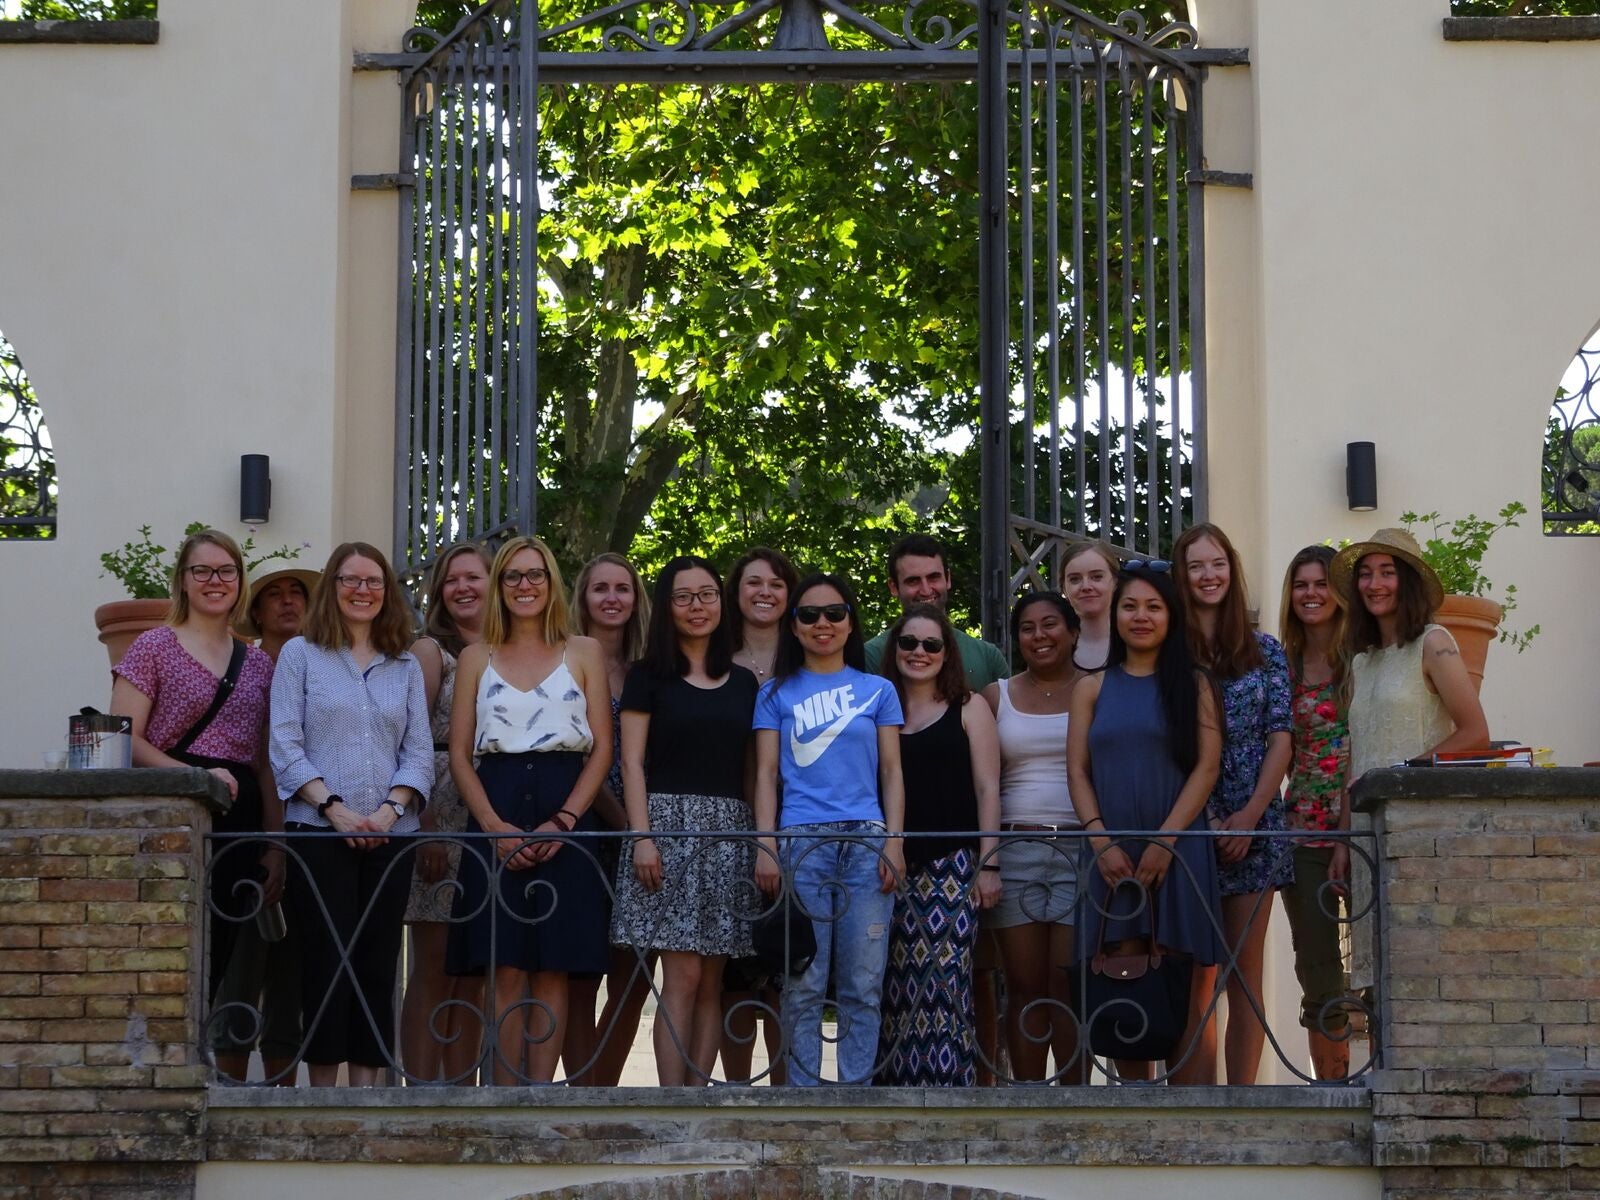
900, 700, 979, 869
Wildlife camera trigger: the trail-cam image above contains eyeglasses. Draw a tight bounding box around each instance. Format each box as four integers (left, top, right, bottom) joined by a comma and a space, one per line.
895, 634, 945, 654
670, 587, 721, 608
794, 603, 850, 625
501, 568, 549, 587
1124, 559, 1172, 573
336, 575, 386, 592
184, 564, 239, 584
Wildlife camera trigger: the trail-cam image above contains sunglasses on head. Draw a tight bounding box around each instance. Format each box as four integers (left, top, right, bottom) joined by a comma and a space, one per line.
794, 603, 851, 625
1123, 559, 1172, 573
895, 634, 945, 654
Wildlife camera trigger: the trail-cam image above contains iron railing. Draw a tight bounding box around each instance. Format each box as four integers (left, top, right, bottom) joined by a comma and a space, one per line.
0, 328, 56, 539
1543, 328, 1600, 533
201, 827, 1377, 1088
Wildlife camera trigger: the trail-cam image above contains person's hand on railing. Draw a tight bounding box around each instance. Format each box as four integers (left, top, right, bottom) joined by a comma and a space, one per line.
878, 839, 905, 895
1094, 841, 1135, 887
1326, 842, 1349, 895
327, 800, 389, 851
207, 766, 240, 802
1133, 840, 1174, 892
260, 844, 285, 905
754, 837, 782, 898
632, 835, 663, 892
1215, 810, 1256, 865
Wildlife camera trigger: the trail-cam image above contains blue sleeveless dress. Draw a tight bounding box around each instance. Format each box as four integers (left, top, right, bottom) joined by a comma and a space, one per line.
1080, 666, 1225, 964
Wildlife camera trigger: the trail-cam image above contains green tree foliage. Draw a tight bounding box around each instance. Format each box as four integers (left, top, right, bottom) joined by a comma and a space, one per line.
0, 331, 56, 540
16, 0, 154, 16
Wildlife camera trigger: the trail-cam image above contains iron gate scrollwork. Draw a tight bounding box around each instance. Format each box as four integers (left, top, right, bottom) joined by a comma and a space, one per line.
394, 0, 1209, 628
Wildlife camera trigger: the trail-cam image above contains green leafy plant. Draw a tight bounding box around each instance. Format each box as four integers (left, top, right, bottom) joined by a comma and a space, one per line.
101, 522, 300, 600
1400, 502, 1540, 652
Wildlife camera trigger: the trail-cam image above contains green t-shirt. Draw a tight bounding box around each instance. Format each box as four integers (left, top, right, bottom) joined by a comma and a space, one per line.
863, 626, 1010, 690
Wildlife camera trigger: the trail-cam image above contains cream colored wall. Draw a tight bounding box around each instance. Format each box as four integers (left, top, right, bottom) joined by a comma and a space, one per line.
194, 1162, 1379, 1200
0, 0, 412, 767
1195, 0, 1600, 767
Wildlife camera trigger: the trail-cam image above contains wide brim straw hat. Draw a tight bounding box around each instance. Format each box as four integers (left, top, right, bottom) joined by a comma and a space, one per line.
234, 567, 322, 639
1329, 528, 1445, 612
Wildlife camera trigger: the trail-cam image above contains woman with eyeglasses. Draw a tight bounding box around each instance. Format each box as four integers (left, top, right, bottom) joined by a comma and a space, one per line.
565, 551, 652, 1086
1067, 562, 1225, 1083
753, 573, 905, 1086
269, 542, 433, 1086
446, 535, 613, 1085
608, 556, 759, 1085
1172, 523, 1293, 1085
875, 603, 1000, 1086
113, 528, 280, 1081
980, 591, 1085, 1082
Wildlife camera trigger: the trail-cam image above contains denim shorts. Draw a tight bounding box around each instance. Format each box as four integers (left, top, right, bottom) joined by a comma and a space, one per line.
985, 833, 1079, 929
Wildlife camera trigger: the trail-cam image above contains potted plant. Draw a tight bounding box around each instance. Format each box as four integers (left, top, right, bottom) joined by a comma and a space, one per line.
95, 522, 302, 665
1401, 502, 1540, 693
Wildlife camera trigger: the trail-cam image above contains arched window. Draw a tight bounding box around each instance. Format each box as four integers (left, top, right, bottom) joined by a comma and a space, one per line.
0, 328, 57, 540
1542, 323, 1600, 536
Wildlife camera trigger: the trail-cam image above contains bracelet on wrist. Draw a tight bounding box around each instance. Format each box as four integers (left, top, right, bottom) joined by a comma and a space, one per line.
317, 794, 342, 818
979, 864, 1001, 873
549, 810, 576, 832
1082, 817, 1105, 830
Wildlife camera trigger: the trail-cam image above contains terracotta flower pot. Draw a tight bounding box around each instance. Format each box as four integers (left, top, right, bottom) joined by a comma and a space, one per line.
1433, 593, 1502, 695
94, 599, 170, 667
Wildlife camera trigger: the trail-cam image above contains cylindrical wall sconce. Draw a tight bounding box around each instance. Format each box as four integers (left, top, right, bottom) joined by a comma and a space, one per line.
1346, 441, 1377, 512
240, 454, 271, 525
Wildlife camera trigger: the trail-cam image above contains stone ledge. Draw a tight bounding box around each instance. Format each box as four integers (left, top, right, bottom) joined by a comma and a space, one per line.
0, 19, 158, 45
1350, 766, 1600, 811
0, 768, 229, 812
1443, 15, 1600, 42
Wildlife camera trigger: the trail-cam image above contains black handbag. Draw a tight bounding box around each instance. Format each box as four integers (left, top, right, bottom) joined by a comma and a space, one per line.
1083, 884, 1194, 1061
750, 892, 818, 978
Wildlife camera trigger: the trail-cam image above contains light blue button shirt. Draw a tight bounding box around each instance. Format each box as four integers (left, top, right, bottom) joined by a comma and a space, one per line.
269, 637, 433, 829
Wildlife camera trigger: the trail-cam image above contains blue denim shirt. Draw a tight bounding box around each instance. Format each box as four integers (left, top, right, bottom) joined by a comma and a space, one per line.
269, 637, 432, 829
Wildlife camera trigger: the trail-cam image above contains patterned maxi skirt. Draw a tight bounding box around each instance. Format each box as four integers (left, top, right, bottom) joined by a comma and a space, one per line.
876, 847, 978, 1087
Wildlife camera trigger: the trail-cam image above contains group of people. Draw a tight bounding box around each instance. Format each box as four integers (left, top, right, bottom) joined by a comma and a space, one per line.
109, 520, 1487, 1088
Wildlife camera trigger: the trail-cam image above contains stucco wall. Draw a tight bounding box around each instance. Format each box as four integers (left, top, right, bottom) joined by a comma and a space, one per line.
0, 0, 412, 767
1195, 0, 1600, 766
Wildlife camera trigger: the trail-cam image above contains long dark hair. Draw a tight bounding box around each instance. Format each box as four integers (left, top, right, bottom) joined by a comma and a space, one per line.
1107, 565, 1213, 775
1278, 544, 1347, 686
723, 545, 799, 651
1174, 522, 1263, 680
641, 555, 733, 680
880, 602, 969, 707
773, 572, 866, 682
1343, 554, 1434, 658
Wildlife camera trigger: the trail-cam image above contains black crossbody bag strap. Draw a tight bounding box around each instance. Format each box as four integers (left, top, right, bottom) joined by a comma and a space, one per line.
170, 639, 248, 757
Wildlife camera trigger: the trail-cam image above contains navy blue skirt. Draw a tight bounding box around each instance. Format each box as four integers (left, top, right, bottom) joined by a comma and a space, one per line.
447, 750, 610, 977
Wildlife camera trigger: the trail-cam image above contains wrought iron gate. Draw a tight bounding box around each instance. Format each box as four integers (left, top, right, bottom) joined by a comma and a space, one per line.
393, 0, 1212, 634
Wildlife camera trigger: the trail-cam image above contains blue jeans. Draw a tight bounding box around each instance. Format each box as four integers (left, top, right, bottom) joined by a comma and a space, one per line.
781, 822, 894, 1086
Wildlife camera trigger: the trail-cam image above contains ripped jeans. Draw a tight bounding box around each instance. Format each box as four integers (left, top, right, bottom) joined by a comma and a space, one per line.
781, 821, 894, 1085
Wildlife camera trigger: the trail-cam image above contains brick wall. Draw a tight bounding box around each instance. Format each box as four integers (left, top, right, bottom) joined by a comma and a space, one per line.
0, 770, 224, 1200
1356, 768, 1600, 1199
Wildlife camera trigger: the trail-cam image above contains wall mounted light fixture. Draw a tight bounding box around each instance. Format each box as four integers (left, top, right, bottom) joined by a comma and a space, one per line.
1346, 441, 1377, 512
240, 454, 271, 525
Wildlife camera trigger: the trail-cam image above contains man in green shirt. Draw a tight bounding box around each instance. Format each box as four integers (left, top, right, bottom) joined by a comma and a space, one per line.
863, 533, 1010, 689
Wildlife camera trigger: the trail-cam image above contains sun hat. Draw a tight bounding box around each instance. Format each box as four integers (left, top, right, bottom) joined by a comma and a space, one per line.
234, 567, 322, 638
1329, 528, 1445, 612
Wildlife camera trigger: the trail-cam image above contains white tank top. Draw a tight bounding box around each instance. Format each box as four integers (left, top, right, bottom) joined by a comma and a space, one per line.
474, 651, 594, 756
995, 677, 1076, 825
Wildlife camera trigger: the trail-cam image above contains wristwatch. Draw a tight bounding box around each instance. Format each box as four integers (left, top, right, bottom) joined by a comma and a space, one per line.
317, 793, 343, 818
384, 799, 407, 820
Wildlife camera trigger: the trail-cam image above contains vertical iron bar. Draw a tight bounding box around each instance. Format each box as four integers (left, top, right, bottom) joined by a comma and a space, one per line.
1141, 69, 1157, 555
1118, 55, 1135, 551
1071, 36, 1086, 540
1166, 73, 1182, 550
470, 33, 491, 541
426, 71, 447, 565
490, 15, 509, 535
1094, 36, 1110, 541
1186, 76, 1208, 528
395, 80, 421, 574
516, 0, 540, 535
1019, 12, 1035, 524
1045, 11, 1062, 545
978, 0, 1010, 644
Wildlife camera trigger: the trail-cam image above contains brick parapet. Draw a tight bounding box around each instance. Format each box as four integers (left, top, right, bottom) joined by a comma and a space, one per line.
0, 771, 225, 1198
1356, 768, 1600, 1197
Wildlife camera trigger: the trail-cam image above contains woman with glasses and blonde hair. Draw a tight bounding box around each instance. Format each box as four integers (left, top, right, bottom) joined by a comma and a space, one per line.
447, 535, 613, 1085
113, 528, 280, 1081
399, 541, 494, 1083
270, 542, 433, 1086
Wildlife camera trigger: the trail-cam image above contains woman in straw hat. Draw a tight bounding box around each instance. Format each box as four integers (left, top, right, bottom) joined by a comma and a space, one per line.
1329, 528, 1488, 993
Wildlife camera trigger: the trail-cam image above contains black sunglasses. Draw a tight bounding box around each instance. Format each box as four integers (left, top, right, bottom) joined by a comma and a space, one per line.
794, 603, 851, 625
895, 634, 945, 654
1124, 559, 1172, 573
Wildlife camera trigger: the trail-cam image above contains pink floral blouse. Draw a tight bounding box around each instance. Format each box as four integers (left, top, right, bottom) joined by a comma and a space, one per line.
1285, 676, 1349, 837
113, 626, 274, 764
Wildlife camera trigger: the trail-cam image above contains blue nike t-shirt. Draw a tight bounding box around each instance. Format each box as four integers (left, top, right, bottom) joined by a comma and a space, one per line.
753, 666, 904, 828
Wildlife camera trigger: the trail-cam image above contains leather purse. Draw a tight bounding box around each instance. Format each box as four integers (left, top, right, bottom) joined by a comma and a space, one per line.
1083, 885, 1194, 1061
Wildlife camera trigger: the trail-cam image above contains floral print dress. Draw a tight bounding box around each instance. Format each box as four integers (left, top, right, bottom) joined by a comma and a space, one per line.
1209, 631, 1295, 896
1285, 677, 1348, 843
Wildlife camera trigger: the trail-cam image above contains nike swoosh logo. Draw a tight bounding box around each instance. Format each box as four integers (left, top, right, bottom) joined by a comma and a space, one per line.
789, 700, 871, 768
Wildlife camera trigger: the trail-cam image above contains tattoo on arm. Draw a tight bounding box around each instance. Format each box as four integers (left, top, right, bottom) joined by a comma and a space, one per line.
1434, 646, 1459, 658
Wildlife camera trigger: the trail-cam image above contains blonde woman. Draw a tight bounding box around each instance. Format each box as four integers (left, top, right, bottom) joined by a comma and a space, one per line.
113, 528, 278, 1081
447, 535, 613, 1084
